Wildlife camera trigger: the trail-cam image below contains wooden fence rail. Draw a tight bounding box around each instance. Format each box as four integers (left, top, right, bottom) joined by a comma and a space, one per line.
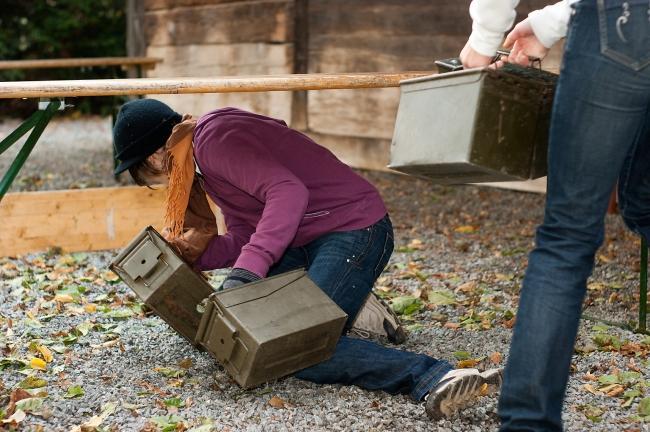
0, 72, 431, 99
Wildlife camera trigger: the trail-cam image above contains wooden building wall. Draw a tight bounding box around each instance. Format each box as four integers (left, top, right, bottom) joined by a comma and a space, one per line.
140, 0, 561, 170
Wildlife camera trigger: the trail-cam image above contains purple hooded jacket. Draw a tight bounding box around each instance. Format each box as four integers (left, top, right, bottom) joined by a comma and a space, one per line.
192, 108, 387, 277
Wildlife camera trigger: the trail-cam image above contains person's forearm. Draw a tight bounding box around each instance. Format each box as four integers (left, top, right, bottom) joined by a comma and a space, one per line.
468, 0, 520, 56
528, 0, 572, 48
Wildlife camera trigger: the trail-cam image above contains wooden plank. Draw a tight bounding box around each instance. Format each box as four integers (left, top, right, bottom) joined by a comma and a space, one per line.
0, 71, 430, 99
145, 0, 245, 11
145, 0, 293, 46
146, 42, 293, 120
0, 57, 162, 71
0, 186, 227, 256
306, 131, 391, 172
0, 187, 165, 256
308, 88, 399, 140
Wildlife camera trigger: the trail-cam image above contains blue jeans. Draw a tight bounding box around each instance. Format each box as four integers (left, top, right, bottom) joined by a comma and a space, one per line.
499, 1, 650, 430
267, 215, 453, 400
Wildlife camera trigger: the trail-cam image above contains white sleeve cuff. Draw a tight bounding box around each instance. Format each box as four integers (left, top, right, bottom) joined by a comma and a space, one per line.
528, 0, 573, 48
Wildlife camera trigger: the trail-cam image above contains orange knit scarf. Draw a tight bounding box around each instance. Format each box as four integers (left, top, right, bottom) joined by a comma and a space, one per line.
164, 114, 198, 238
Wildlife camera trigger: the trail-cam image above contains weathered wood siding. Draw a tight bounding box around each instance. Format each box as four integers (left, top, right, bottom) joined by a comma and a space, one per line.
142, 0, 561, 169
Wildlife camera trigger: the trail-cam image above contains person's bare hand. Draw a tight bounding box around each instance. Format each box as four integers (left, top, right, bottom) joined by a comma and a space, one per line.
459, 41, 493, 69
503, 19, 549, 66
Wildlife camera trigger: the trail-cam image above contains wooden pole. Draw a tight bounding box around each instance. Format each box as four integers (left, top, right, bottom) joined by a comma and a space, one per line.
0, 57, 162, 70
0, 72, 431, 99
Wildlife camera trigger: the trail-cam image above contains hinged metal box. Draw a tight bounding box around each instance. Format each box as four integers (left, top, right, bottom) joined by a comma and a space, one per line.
195, 269, 347, 389
389, 64, 557, 184
110, 226, 214, 345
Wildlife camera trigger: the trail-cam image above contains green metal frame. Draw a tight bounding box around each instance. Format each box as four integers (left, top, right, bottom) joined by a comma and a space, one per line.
640, 237, 648, 332
0, 99, 61, 202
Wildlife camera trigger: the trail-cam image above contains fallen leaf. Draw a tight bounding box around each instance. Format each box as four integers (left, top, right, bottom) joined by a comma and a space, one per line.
639, 397, 650, 417
444, 322, 460, 330
178, 358, 193, 369
37, 345, 54, 363
606, 385, 625, 397
427, 289, 457, 306
583, 373, 598, 382
54, 294, 75, 304
1, 409, 26, 425
64, 385, 85, 399
268, 396, 286, 409
30, 357, 47, 371
456, 359, 481, 368
7, 388, 31, 415
84, 303, 97, 313
489, 352, 502, 365
454, 225, 478, 234
390, 296, 423, 316
18, 376, 48, 389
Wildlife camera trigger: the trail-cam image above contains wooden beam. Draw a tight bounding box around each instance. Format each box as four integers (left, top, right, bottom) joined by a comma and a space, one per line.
0, 186, 227, 256
0, 186, 165, 256
0, 72, 430, 99
0, 57, 163, 71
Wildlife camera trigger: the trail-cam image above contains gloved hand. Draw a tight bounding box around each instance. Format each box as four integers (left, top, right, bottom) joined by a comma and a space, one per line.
219, 268, 261, 291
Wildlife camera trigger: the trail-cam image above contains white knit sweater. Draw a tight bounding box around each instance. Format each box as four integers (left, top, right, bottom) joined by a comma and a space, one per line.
468, 0, 578, 56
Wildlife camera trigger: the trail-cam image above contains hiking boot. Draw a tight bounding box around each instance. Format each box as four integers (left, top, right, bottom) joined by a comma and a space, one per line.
425, 368, 503, 420
350, 292, 407, 344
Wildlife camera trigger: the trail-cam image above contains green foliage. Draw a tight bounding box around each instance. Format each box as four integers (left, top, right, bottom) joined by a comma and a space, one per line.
0, 0, 127, 117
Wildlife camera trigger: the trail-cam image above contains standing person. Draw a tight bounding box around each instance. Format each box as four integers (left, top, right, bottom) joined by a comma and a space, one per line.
461, 0, 650, 430
112, 99, 503, 421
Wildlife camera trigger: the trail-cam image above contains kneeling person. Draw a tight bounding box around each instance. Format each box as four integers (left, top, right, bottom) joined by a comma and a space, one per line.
113, 99, 502, 420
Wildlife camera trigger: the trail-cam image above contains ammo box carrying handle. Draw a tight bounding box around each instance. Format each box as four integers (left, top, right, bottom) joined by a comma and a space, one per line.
435, 50, 543, 74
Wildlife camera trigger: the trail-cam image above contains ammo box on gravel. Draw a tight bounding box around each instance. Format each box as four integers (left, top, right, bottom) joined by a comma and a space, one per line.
195, 269, 347, 389
389, 63, 557, 184
110, 226, 214, 345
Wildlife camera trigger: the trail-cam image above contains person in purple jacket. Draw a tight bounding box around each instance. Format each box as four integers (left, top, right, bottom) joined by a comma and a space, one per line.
112, 98, 502, 420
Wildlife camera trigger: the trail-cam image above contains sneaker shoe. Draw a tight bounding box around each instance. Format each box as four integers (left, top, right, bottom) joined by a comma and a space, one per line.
425, 368, 503, 420
350, 292, 407, 344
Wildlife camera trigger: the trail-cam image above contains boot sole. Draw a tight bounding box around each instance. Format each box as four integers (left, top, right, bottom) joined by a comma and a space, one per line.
426, 369, 503, 420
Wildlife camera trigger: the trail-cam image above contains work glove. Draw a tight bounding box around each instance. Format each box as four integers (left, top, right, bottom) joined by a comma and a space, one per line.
219, 268, 261, 291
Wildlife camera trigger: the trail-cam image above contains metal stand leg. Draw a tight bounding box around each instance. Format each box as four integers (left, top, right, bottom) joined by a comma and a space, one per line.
640, 237, 648, 332
0, 100, 61, 202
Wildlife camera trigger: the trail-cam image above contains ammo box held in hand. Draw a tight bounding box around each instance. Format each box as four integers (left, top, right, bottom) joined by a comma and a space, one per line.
389, 63, 557, 184
196, 269, 347, 389
110, 226, 214, 345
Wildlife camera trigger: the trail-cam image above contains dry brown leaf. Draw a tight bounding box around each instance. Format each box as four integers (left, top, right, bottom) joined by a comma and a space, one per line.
7, 389, 32, 415
456, 359, 481, 369
606, 385, 625, 397
54, 294, 75, 304
268, 396, 286, 409
84, 303, 97, 313
178, 358, 193, 369
444, 322, 460, 330
479, 383, 489, 396
582, 372, 598, 382
583, 384, 599, 395
489, 352, 502, 365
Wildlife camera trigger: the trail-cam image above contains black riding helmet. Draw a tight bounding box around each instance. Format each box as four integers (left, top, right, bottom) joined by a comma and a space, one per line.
112, 99, 182, 175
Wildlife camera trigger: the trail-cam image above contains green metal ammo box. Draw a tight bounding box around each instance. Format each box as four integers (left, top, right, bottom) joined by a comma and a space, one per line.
110, 226, 214, 345
389, 64, 557, 184
195, 269, 347, 389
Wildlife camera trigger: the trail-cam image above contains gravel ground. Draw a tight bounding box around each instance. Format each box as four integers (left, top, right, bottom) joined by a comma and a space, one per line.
1, 118, 649, 431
